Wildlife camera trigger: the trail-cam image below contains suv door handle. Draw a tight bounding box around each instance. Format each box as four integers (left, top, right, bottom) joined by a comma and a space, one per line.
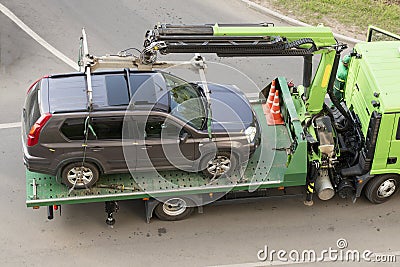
141, 145, 152, 150
91, 146, 104, 152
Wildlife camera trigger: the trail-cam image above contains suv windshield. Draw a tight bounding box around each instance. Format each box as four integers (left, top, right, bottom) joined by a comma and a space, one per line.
162, 73, 207, 130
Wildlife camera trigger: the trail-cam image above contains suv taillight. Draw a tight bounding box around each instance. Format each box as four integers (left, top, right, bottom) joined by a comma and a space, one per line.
27, 113, 52, 147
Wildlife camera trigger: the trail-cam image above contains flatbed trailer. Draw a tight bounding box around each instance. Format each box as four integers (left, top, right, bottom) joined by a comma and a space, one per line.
26, 80, 308, 223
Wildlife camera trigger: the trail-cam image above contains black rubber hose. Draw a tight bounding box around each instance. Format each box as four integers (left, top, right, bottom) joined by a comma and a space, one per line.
323, 103, 349, 132
327, 51, 351, 121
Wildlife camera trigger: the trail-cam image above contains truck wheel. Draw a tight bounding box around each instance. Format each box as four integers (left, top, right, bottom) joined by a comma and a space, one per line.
61, 162, 99, 189
365, 174, 399, 204
202, 151, 237, 179
154, 197, 194, 221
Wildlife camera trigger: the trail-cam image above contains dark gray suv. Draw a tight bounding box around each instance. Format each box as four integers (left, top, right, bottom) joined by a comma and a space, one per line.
23, 70, 260, 188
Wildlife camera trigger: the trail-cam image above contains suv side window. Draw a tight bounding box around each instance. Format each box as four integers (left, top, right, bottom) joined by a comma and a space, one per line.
91, 117, 123, 139
142, 116, 182, 140
60, 118, 86, 140
60, 116, 124, 140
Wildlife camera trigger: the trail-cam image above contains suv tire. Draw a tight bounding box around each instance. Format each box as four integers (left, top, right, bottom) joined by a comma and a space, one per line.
202, 151, 237, 179
61, 162, 99, 189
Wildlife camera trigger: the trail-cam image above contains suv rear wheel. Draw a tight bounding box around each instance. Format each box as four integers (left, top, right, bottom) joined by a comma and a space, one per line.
61, 162, 99, 189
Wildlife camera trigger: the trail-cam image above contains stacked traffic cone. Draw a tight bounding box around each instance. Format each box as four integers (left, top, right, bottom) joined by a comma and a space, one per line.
262, 80, 285, 125
269, 90, 284, 125
267, 80, 276, 109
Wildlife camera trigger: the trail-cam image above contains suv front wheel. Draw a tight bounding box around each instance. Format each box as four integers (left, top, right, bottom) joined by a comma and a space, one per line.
202, 151, 237, 179
61, 162, 99, 189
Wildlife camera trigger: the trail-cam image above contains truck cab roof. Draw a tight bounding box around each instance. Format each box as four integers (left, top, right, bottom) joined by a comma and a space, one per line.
353, 41, 400, 113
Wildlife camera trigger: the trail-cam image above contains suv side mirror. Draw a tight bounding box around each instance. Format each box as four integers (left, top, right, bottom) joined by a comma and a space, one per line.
179, 132, 189, 144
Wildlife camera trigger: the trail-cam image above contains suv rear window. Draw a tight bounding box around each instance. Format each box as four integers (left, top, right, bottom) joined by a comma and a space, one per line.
24, 83, 41, 134
61, 117, 124, 140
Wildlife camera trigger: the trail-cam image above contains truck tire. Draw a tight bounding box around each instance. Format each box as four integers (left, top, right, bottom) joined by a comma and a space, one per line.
202, 151, 237, 179
154, 197, 194, 221
365, 174, 399, 204
61, 162, 99, 189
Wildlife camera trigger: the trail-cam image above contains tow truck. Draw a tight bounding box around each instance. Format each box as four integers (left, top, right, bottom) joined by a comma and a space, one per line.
26, 24, 400, 224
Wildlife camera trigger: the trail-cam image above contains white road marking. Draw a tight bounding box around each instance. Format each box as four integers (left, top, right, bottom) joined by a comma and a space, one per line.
0, 4, 81, 130
0, 122, 21, 129
0, 3, 79, 71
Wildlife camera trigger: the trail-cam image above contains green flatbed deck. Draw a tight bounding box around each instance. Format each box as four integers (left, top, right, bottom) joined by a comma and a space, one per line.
26, 102, 306, 207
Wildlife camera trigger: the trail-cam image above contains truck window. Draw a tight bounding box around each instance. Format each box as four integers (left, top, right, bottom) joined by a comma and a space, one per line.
396, 118, 400, 140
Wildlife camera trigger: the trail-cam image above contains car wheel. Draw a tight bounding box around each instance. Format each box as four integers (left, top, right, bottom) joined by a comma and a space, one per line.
365, 174, 399, 204
61, 162, 99, 189
154, 197, 194, 221
202, 151, 237, 179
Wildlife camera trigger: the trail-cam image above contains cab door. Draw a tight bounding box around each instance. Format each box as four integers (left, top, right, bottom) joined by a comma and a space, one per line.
386, 114, 400, 171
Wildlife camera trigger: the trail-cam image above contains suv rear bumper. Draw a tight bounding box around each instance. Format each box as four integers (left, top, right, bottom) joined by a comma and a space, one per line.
23, 153, 55, 175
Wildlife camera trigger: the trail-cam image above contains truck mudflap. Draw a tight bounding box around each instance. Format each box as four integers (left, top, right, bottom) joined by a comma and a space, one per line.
354, 173, 373, 198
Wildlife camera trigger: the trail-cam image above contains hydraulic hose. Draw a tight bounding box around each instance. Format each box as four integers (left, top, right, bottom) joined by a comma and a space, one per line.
326, 51, 351, 121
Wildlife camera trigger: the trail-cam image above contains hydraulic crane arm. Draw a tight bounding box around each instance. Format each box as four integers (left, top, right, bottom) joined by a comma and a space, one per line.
143, 23, 337, 57
142, 23, 347, 115
79, 23, 346, 115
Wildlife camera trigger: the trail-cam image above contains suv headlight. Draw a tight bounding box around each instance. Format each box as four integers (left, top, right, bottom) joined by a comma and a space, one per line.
244, 126, 257, 143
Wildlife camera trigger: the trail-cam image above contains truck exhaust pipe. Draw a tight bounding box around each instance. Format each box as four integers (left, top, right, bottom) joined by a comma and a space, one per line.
315, 169, 335, 200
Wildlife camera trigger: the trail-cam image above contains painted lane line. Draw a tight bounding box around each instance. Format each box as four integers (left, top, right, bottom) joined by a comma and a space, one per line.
0, 3, 79, 71
0, 122, 21, 129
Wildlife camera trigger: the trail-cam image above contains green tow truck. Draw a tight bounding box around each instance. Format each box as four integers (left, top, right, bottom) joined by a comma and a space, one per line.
26, 24, 400, 224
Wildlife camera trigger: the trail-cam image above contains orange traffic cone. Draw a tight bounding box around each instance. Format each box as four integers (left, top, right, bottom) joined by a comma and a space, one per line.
267, 90, 284, 125
267, 80, 276, 109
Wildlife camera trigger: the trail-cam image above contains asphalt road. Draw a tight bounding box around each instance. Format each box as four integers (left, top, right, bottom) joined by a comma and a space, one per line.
0, 1, 399, 266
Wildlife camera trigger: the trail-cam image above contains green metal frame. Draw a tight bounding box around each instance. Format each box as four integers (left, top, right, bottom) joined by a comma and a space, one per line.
212, 25, 336, 48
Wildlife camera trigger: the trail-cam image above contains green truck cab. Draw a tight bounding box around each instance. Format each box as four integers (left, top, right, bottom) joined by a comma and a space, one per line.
341, 28, 400, 203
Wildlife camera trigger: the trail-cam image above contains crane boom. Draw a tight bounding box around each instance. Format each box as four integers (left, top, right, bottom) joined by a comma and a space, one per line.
143, 23, 346, 114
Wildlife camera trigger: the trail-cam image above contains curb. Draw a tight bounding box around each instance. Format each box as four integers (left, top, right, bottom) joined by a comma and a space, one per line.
240, 0, 363, 44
